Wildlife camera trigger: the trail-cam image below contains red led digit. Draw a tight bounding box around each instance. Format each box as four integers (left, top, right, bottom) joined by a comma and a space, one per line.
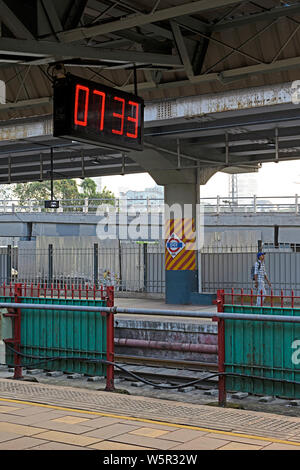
93, 90, 106, 131
74, 84, 89, 126
112, 96, 125, 135
127, 101, 139, 139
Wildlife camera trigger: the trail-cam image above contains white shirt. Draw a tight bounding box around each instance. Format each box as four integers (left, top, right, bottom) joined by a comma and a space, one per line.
254, 260, 266, 284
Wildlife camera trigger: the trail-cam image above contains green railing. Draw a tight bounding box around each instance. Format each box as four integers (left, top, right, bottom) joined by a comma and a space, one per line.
223, 304, 300, 399
1, 287, 114, 383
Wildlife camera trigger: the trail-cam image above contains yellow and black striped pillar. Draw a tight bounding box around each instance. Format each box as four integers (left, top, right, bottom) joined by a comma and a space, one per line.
165, 217, 197, 304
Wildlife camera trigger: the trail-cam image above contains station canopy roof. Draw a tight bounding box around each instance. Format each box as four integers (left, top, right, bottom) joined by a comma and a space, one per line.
1, 0, 300, 183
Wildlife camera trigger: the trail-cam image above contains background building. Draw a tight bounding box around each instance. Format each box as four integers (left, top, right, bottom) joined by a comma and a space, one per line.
119, 185, 164, 211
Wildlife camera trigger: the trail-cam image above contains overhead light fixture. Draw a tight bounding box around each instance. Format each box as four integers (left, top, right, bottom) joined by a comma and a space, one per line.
91, 158, 102, 165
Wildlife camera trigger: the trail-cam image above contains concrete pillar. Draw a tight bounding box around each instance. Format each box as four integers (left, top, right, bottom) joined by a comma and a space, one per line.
128, 147, 221, 305
164, 183, 199, 304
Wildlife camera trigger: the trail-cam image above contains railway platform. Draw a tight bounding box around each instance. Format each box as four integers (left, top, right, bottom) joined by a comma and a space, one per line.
0, 378, 299, 451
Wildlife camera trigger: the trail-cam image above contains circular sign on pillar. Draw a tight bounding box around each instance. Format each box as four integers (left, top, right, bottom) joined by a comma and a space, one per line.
166, 233, 185, 259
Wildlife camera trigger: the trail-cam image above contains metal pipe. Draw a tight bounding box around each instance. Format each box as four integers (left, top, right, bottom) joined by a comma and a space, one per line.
114, 338, 218, 354
1, 302, 300, 323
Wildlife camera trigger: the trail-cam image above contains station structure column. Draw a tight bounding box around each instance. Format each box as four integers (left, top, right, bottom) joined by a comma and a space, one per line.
129, 147, 220, 304
164, 182, 199, 304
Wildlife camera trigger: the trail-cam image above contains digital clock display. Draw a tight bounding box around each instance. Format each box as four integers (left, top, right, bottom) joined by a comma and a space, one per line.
53, 74, 144, 151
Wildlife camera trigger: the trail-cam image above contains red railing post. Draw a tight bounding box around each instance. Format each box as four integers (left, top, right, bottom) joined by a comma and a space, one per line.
250, 288, 253, 306
213, 315, 226, 407
281, 289, 284, 308
292, 290, 294, 309
13, 283, 23, 379
260, 289, 263, 306
105, 286, 115, 391
241, 288, 244, 305
270, 289, 273, 308
216, 289, 224, 313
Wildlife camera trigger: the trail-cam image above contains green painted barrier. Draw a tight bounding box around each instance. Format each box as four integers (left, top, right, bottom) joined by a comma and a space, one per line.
2, 296, 108, 377
224, 304, 300, 399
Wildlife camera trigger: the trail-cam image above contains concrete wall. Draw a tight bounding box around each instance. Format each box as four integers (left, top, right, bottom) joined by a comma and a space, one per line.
114, 318, 218, 364
1, 212, 300, 245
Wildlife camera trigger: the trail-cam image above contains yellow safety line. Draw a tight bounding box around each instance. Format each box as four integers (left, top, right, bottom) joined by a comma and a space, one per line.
0, 397, 300, 447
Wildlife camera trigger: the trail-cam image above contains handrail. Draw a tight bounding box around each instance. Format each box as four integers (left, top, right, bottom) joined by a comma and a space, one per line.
0, 195, 299, 214
2, 301, 300, 322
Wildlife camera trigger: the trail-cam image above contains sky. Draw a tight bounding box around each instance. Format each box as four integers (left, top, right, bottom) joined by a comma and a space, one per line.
100, 160, 300, 199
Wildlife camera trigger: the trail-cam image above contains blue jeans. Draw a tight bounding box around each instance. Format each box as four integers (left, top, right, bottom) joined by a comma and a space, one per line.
256, 283, 266, 306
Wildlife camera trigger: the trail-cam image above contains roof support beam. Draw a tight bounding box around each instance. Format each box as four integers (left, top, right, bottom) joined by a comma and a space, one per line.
58, 0, 243, 43
123, 55, 300, 92
213, 3, 300, 31
0, 37, 182, 67
0, 0, 34, 39
170, 21, 194, 78
40, 0, 63, 35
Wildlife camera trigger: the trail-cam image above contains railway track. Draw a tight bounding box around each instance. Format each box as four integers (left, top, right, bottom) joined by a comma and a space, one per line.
114, 354, 219, 389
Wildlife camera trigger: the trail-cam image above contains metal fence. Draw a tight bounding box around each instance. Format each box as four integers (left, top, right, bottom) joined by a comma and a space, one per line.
201, 245, 300, 296
2, 243, 300, 296
2, 242, 165, 294
1, 195, 300, 214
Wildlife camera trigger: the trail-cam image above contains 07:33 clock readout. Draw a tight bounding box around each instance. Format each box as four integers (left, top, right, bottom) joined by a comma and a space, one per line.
73, 83, 140, 139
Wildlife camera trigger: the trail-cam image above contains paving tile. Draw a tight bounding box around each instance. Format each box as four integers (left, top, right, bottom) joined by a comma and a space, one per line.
0, 430, 23, 443
0, 411, 69, 426
218, 442, 263, 450
170, 436, 227, 450
89, 440, 152, 450
30, 441, 89, 450
0, 422, 46, 436
84, 423, 141, 439
0, 401, 28, 409
33, 430, 102, 447
28, 420, 96, 434
79, 416, 122, 428
0, 437, 48, 450
204, 432, 272, 447
52, 416, 90, 425
5, 406, 55, 417
0, 406, 21, 413
110, 434, 179, 450
119, 420, 178, 431
160, 429, 207, 442
129, 427, 170, 438
263, 443, 300, 451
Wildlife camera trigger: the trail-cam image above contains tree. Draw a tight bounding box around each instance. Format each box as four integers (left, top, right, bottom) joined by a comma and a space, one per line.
12, 178, 115, 210
12, 179, 79, 206
0, 184, 13, 200
79, 180, 115, 211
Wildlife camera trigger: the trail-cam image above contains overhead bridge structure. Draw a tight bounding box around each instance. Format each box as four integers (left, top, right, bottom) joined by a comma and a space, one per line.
1, 0, 300, 303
